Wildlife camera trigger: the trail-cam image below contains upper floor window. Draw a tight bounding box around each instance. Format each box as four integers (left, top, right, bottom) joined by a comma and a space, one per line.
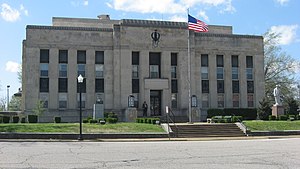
201, 67, 208, 79
40, 78, 49, 92
59, 50, 68, 63
77, 50, 86, 64
246, 56, 253, 68
59, 64, 67, 77
132, 65, 139, 78
149, 52, 160, 78
40, 63, 48, 77
216, 55, 224, 67
201, 54, 208, 67
95, 64, 104, 78
95, 51, 104, 64
40, 49, 49, 63
77, 64, 85, 77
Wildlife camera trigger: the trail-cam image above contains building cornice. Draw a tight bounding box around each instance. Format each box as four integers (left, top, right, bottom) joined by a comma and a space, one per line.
121, 19, 187, 29
26, 25, 113, 32
195, 33, 263, 39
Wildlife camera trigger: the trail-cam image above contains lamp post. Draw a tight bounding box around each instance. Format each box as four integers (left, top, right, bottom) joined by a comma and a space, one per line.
77, 75, 84, 140
7, 85, 10, 111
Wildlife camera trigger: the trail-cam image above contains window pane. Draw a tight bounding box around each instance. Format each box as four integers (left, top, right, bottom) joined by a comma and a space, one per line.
59, 93, 67, 108
40, 78, 49, 92
58, 78, 68, 93
217, 67, 224, 79
149, 52, 160, 65
77, 64, 85, 76
202, 94, 209, 108
132, 52, 139, 65
247, 81, 254, 93
132, 65, 139, 78
233, 94, 239, 107
202, 80, 209, 93
40, 64, 48, 77
95, 79, 104, 93
171, 53, 177, 66
217, 80, 224, 93
95, 51, 104, 64
232, 67, 239, 79
216, 55, 223, 67
217, 94, 224, 108
201, 67, 208, 79
232, 80, 239, 93
171, 66, 177, 79
77, 94, 86, 108
59, 64, 67, 77
77, 50, 86, 64
40, 93, 49, 108
171, 80, 178, 93
201, 54, 208, 67
59, 50, 68, 63
150, 65, 159, 78
247, 94, 254, 107
246, 56, 253, 68
231, 55, 238, 67
132, 79, 139, 93
40, 49, 49, 63
171, 93, 177, 108
77, 79, 86, 93
246, 68, 253, 79
96, 64, 104, 78
132, 93, 139, 108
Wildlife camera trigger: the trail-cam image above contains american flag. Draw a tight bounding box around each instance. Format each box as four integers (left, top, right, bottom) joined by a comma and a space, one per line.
188, 14, 208, 32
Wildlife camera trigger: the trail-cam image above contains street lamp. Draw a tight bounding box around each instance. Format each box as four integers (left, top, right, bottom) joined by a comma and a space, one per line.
7, 85, 10, 111
77, 74, 84, 140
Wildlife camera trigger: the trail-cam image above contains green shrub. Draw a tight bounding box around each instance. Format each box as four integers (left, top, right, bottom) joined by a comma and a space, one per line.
152, 118, 160, 124
54, 116, 61, 123
0, 116, 2, 123
140, 118, 144, 123
278, 115, 288, 121
82, 119, 89, 123
224, 116, 232, 123
288, 115, 295, 121
89, 119, 98, 124
99, 118, 106, 125
28, 115, 38, 123
136, 118, 140, 123
232, 116, 243, 123
207, 108, 257, 120
105, 118, 117, 123
207, 109, 223, 118
296, 115, 299, 120
12, 116, 19, 123
21, 117, 26, 123
3, 116, 10, 123
268, 115, 277, 121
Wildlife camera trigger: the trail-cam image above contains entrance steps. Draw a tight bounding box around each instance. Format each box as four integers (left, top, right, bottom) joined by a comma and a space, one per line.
169, 123, 246, 138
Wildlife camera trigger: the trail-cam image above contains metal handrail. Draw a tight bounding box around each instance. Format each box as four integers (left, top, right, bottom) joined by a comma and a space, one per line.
166, 107, 179, 138
232, 113, 248, 135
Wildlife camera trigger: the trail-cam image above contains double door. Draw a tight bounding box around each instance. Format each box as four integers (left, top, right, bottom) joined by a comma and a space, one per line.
150, 90, 161, 116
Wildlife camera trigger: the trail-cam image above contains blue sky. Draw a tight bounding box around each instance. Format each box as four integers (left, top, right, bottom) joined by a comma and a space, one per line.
0, 0, 299, 99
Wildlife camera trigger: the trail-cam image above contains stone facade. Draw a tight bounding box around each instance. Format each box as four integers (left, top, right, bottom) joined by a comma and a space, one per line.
22, 15, 264, 122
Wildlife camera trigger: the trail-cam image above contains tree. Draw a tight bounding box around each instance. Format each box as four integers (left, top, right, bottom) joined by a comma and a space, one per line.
284, 97, 299, 116
17, 64, 22, 84
0, 97, 6, 111
9, 96, 21, 111
257, 97, 272, 120
33, 100, 46, 116
263, 31, 300, 100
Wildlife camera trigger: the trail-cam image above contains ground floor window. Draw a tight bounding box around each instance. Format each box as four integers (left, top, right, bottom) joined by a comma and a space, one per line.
247, 94, 254, 107
232, 94, 239, 108
171, 93, 177, 109
77, 93, 86, 108
217, 94, 224, 108
202, 94, 209, 108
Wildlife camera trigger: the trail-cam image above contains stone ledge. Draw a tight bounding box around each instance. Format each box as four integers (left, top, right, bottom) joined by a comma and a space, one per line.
248, 130, 300, 136
26, 25, 113, 32
195, 33, 263, 39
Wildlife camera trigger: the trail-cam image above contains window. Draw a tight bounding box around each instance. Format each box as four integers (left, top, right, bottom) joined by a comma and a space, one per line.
201, 67, 208, 79
232, 67, 238, 79
246, 68, 253, 80
202, 94, 209, 108
95, 64, 103, 78
77, 79, 86, 93
150, 65, 159, 78
59, 93, 67, 109
40, 78, 49, 92
247, 81, 254, 93
132, 65, 139, 78
95, 51, 104, 64
217, 94, 224, 108
247, 94, 254, 107
171, 93, 177, 109
77, 94, 86, 108
171, 80, 178, 93
171, 66, 177, 79
217, 67, 224, 79
149, 52, 160, 78
202, 80, 209, 93
59, 64, 67, 77
77, 64, 85, 76
233, 94, 239, 107
171, 53, 177, 66
40, 49, 49, 63
246, 56, 253, 68
58, 78, 68, 93
39, 93, 49, 108
132, 79, 139, 93
217, 80, 224, 93
40, 64, 48, 77
132, 52, 139, 65
132, 93, 139, 108
232, 80, 239, 93
216, 55, 224, 67
77, 50, 86, 64
201, 54, 208, 67
59, 50, 68, 63
231, 55, 238, 67
95, 79, 104, 93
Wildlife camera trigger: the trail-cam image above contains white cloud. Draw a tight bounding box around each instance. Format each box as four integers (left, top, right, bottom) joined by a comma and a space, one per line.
198, 10, 209, 22
83, 0, 89, 6
20, 4, 28, 16
5, 61, 19, 73
275, 0, 289, 5
169, 15, 186, 22
182, 0, 235, 13
1, 3, 20, 22
270, 25, 298, 45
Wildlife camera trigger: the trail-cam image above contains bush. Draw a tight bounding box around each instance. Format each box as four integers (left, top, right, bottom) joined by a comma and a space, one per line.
3, 116, 10, 123
0, 116, 2, 123
12, 116, 19, 123
288, 115, 295, 121
224, 116, 232, 123
82, 119, 89, 123
21, 117, 26, 123
207, 109, 223, 118
268, 115, 277, 121
89, 119, 98, 124
152, 118, 160, 124
99, 118, 106, 125
105, 118, 117, 123
296, 115, 299, 120
278, 115, 288, 121
207, 108, 257, 120
54, 116, 61, 123
232, 116, 243, 123
28, 115, 38, 123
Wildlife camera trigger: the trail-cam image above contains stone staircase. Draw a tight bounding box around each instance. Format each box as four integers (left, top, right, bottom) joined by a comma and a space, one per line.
169, 123, 246, 138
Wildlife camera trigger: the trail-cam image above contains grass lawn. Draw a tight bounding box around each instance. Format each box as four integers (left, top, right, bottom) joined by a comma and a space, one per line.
244, 120, 300, 131
0, 123, 165, 133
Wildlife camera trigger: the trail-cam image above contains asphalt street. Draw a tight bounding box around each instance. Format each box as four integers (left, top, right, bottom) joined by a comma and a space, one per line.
0, 138, 300, 169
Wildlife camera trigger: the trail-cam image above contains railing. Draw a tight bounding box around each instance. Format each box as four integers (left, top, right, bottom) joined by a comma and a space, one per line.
232, 113, 248, 136
166, 107, 178, 139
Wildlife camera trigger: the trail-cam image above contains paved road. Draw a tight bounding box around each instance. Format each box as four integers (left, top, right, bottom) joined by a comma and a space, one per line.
0, 138, 300, 169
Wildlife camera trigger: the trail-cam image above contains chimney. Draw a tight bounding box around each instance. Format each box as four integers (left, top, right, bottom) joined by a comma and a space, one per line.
97, 14, 110, 20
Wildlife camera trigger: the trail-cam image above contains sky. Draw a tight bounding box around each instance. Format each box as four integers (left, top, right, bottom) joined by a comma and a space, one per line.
0, 0, 299, 100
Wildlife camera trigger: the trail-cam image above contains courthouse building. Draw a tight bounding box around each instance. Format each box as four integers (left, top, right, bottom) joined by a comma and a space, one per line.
22, 15, 264, 122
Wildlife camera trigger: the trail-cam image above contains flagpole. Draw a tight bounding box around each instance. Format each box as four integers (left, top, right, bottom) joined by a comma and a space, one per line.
187, 9, 192, 123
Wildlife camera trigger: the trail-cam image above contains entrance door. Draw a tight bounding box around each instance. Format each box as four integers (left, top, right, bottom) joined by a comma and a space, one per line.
150, 90, 161, 116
